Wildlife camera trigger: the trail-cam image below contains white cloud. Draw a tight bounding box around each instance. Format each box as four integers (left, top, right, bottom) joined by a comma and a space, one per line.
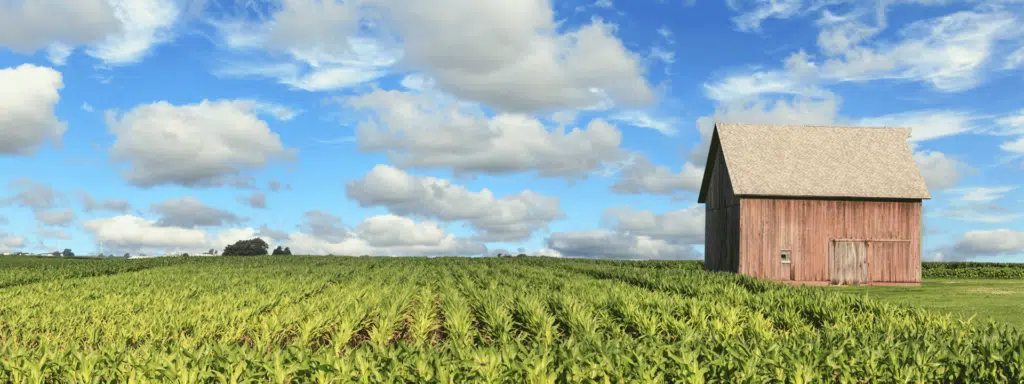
727, 0, 806, 32
288, 213, 487, 256
85, 0, 180, 65
949, 186, 1016, 203
913, 150, 970, 191
0, 0, 119, 53
0, 64, 66, 155
82, 103, 95, 113
945, 229, 1024, 259
933, 186, 1021, 223
546, 230, 700, 260
151, 197, 246, 227
211, 1, 399, 92
610, 153, 705, 195
251, 102, 301, 121
2, 177, 63, 213
0, 232, 26, 252
238, 192, 267, 209
36, 208, 75, 227
995, 109, 1024, 135
819, 8, 1021, 92
379, 0, 654, 112
856, 110, 979, 142
1006, 46, 1024, 70
106, 99, 295, 187
83, 215, 209, 251
607, 111, 677, 136
544, 206, 704, 260
600, 206, 705, 244
46, 43, 74, 66
345, 165, 564, 241
348, 89, 627, 179
79, 191, 132, 213
217, 0, 654, 111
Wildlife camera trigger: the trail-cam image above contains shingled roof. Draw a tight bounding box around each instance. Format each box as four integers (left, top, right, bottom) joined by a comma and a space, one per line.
697, 122, 931, 203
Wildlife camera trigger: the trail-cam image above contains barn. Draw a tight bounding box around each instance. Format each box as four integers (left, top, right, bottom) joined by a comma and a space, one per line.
698, 123, 930, 286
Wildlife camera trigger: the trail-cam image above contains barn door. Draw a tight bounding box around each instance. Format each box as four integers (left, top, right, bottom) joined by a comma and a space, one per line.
830, 241, 869, 285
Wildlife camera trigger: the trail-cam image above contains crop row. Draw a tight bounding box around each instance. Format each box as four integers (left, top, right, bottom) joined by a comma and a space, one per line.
0, 256, 1022, 382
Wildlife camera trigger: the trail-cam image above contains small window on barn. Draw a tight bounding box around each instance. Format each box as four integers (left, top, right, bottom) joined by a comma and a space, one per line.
780, 249, 791, 264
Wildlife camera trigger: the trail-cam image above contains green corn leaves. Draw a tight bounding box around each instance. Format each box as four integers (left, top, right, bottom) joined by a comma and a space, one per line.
0, 255, 1021, 382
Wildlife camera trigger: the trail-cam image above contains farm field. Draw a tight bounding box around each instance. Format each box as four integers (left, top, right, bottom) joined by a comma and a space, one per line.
1, 256, 1023, 382
833, 279, 1024, 328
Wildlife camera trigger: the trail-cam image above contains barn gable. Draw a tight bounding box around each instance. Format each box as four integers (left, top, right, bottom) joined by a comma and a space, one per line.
698, 122, 931, 201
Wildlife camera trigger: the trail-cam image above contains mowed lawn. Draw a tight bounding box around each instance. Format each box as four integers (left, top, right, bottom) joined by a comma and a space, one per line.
830, 279, 1024, 328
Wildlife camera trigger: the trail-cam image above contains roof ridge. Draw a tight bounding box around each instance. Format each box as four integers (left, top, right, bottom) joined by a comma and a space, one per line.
714, 122, 911, 130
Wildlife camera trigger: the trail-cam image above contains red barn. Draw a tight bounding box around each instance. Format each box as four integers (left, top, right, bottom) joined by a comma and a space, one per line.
698, 123, 930, 285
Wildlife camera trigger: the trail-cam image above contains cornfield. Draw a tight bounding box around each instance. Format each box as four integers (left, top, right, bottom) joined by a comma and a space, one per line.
922, 262, 1024, 279
0, 256, 1022, 383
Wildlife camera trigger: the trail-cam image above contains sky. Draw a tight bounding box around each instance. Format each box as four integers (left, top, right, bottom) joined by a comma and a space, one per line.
0, 0, 1022, 261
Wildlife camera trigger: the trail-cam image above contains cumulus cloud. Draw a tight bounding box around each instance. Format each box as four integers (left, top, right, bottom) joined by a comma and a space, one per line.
83, 215, 209, 251
299, 211, 349, 243
0, 64, 66, 155
610, 153, 705, 195
381, 0, 654, 112
78, 191, 132, 213
36, 208, 75, 227
106, 99, 295, 187
0, 0, 181, 66
546, 230, 700, 260
913, 150, 971, 191
0, 0, 119, 53
215, 0, 654, 112
2, 177, 63, 213
0, 232, 27, 252
600, 206, 705, 244
349, 89, 627, 179
545, 206, 704, 260
345, 164, 564, 241
932, 229, 1024, 261
151, 197, 246, 227
238, 192, 267, 209
289, 212, 487, 256
256, 224, 289, 240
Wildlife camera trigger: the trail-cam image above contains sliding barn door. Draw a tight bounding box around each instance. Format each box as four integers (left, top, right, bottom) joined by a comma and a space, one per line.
830, 240, 869, 285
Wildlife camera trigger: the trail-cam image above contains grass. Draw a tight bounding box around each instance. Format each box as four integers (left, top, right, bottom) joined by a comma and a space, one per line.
832, 279, 1024, 328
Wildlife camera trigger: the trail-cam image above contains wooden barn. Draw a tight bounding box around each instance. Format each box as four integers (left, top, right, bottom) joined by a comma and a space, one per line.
698, 123, 930, 286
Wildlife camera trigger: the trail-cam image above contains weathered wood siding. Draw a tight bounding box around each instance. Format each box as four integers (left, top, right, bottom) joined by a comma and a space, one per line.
738, 198, 922, 283
704, 149, 740, 273
829, 240, 869, 285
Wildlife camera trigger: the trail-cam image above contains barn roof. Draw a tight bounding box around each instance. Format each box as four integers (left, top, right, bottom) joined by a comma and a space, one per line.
697, 122, 931, 203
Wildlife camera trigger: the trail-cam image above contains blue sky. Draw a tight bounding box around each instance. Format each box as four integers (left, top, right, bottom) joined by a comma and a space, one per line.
0, 0, 1022, 261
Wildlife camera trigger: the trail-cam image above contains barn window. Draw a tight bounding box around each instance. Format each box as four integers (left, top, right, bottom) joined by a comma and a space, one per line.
780, 249, 791, 264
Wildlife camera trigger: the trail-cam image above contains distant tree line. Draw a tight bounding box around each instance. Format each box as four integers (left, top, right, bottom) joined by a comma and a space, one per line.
222, 238, 292, 256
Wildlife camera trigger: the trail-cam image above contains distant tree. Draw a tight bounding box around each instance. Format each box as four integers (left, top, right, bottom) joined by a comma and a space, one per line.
98, 253, 105, 257
51, 251, 60, 257
283, 247, 292, 255
223, 238, 269, 256
516, 254, 527, 258
123, 253, 130, 258
207, 249, 218, 256
62, 248, 74, 257
182, 253, 190, 257
272, 246, 285, 255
